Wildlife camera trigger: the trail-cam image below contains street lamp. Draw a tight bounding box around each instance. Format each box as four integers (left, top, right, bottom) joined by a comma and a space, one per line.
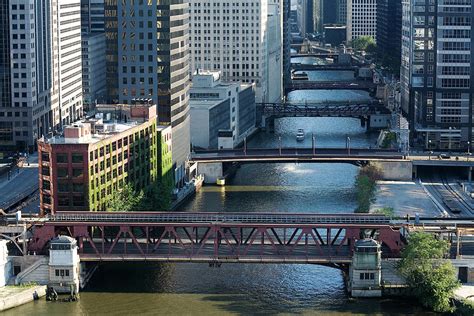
429, 151, 433, 160
312, 133, 316, 156
467, 141, 471, 161
346, 136, 351, 155
278, 136, 282, 156
244, 136, 247, 156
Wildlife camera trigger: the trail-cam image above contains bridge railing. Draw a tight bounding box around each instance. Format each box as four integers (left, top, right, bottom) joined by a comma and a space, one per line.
50, 211, 391, 225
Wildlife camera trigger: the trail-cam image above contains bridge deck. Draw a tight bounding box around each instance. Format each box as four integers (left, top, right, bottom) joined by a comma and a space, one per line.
50, 212, 390, 225
190, 148, 404, 163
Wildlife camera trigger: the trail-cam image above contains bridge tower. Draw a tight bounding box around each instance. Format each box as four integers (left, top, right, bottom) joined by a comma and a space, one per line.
48, 236, 80, 294
348, 239, 382, 297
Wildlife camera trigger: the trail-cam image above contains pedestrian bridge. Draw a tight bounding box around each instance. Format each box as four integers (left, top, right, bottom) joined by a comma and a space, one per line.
28, 212, 404, 264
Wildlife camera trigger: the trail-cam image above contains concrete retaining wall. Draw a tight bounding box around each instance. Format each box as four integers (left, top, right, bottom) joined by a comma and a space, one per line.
371, 161, 413, 181
0, 285, 46, 312
197, 162, 223, 184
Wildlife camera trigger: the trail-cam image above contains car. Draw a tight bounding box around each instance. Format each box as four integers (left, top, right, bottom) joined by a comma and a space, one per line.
438, 154, 451, 159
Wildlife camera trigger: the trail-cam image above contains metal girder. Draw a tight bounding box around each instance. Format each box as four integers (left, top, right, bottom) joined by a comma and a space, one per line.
27, 219, 404, 263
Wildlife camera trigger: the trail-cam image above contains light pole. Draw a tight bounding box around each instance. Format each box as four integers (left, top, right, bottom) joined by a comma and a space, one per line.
467, 141, 470, 161
346, 136, 351, 155
278, 136, 282, 156
312, 133, 315, 156
429, 151, 433, 160
244, 136, 247, 156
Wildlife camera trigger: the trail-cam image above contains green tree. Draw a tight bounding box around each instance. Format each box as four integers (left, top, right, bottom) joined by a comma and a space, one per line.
355, 165, 382, 213
141, 181, 172, 211
374, 207, 394, 217
398, 232, 460, 312
351, 36, 376, 52
106, 183, 144, 212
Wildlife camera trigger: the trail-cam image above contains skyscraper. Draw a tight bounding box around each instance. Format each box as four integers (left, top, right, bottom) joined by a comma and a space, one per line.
105, 0, 190, 177
0, 0, 83, 150
401, 0, 473, 151
189, 0, 274, 103
347, 0, 378, 42
81, 0, 105, 33
81, 0, 106, 110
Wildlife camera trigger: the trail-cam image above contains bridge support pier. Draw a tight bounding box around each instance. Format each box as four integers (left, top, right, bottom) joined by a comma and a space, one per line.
369, 161, 413, 181
197, 162, 223, 184
261, 116, 275, 133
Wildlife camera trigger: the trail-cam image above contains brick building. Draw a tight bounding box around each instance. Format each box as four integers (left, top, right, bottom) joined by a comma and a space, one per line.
37, 103, 170, 215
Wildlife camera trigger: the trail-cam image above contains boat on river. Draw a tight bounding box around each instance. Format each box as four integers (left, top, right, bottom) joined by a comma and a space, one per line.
296, 129, 305, 142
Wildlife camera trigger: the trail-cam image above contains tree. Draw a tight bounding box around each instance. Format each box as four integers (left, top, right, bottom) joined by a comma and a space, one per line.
398, 232, 460, 312
106, 183, 144, 212
355, 165, 382, 213
350, 36, 376, 52
141, 181, 172, 211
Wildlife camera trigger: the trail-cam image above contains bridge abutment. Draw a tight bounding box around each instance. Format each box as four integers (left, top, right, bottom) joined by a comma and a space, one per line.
197, 162, 224, 184
370, 161, 413, 181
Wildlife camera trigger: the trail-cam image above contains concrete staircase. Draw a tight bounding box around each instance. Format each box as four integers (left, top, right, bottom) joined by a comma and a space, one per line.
15, 257, 49, 285
381, 259, 407, 287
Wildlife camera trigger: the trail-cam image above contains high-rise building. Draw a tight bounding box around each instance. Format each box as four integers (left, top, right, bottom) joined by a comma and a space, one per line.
377, 0, 402, 71
0, 0, 83, 151
189, 0, 277, 103
337, 0, 347, 25
105, 1, 191, 179
282, 0, 292, 88
400, 0, 473, 151
347, 0, 378, 42
322, 0, 338, 25
82, 32, 106, 110
297, 0, 322, 37
80, 0, 104, 33
80, 0, 106, 111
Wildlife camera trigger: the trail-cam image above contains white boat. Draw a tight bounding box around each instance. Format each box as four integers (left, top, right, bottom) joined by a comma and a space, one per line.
296, 129, 305, 142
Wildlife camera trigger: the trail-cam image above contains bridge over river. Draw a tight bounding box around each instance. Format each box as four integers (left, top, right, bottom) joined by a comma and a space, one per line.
28, 212, 403, 264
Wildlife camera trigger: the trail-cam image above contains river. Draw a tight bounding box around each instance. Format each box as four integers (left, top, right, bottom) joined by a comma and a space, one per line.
5, 75, 434, 315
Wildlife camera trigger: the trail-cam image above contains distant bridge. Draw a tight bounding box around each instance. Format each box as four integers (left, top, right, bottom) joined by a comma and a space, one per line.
257, 102, 389, 119
287, 80, 378, 93
291, 64, 358, 71
256, 102, 392, 132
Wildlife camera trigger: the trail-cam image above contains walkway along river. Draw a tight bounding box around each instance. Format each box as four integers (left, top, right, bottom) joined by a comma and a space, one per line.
3, 79, 435, 315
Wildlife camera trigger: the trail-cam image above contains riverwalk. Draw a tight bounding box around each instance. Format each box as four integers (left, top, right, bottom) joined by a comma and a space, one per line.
0, 285, 46, 312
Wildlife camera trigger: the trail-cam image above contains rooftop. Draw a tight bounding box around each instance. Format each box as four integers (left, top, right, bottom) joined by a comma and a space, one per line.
190, 99, 227, 110
40, 103, 157, 145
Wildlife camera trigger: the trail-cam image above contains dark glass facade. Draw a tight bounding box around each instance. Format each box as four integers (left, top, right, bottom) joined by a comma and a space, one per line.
0, 0, 12, 145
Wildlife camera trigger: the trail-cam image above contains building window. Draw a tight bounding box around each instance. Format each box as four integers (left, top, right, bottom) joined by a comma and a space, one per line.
57, 168, 68, 178
72, 168, 83, 177
41, 151, 50, 162
56, 153, 68, 163
359, 272, 375, 280
72, 153, 83, 163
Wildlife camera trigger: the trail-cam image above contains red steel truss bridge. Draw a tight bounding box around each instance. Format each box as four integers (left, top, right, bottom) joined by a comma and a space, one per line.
28, 212, 404, 265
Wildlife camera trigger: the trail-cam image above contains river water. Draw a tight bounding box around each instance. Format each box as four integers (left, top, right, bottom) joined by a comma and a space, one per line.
5, 75, 433, 315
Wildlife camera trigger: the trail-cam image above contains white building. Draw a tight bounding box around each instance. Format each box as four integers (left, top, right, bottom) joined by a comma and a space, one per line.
190, 0, 280, 103
190, 99, 231, 149
0, 0, 83, 150
346, 0, 378, 42
190, 71, 256, 147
